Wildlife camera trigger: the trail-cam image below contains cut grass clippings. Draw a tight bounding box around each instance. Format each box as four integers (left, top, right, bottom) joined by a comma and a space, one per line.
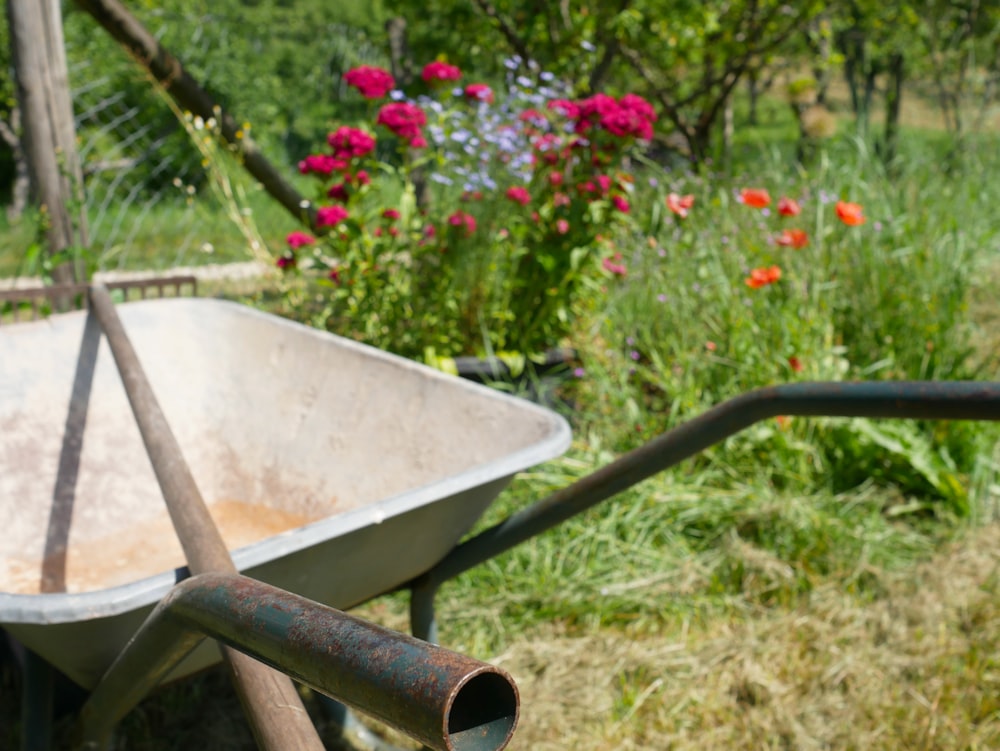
494, 518, 1000, 750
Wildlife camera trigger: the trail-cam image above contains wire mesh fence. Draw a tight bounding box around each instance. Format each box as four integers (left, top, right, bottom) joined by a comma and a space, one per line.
4, 7, 388, 278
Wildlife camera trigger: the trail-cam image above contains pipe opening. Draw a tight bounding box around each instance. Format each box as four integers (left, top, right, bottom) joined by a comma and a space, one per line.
446, 670, 518, 751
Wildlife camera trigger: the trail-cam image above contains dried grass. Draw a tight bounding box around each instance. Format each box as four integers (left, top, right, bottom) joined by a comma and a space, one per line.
494, 521, 1000, 750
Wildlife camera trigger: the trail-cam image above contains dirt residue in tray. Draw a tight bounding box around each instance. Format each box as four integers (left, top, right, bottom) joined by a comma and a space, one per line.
2, 500, 315, 595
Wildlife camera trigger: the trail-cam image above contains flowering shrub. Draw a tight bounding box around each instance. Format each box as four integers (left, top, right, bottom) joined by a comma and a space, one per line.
280, 58, 655, 360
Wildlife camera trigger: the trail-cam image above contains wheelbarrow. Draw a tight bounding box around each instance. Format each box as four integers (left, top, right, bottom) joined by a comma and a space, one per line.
0, 287, 571, 750
3, 285, 1000, 750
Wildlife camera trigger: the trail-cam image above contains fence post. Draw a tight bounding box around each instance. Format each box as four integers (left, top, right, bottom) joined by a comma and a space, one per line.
5, 0, 89, 288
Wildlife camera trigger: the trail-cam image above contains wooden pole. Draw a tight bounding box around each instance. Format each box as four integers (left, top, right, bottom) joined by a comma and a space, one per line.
88, 285, 328, 751
6, 0, 88, 286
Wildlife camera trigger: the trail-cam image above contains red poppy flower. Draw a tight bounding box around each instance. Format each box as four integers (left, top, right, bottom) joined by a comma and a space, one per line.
777, 196, 801, 216
667, 193, 695, 218
788, 356, 803, 372
836, 200, 866, 226
744, 265, 782, 288
740, 188, 771, 209
775, 229, 809, 249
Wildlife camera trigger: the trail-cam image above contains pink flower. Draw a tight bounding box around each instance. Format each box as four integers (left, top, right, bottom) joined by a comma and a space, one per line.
612, 195, 630, 213
464, 83, 494, 104
575, 94, 619, 130
618, 93, 657, 124
286, 231, 315, 249
600, 107, 653, 140
548, 172, 564, 187
344, 66, 395, 99
376, 102, 427, 144
422, 61, 462, 84
447, 210, 476, 236
316, 205, 349, 228
596, 175, 613, 194
326, 183, 349, 202
298, 154, 347, 176
518, 108, 547, 128
547, 99, 580, 119
382, 208, 401, 220
506, 186, 531, 205
556, 219, 570, 235
352, 170, 371, 186
602, 254, 627, 276
276, 254, 296, 270
327, 126, 376, 159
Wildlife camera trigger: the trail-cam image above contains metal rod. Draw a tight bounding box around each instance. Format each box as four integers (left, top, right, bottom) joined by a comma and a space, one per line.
86, 285, 326, 751
76, 574, 520, 751
21, 648, 54, 751
413, 380, 1000, 591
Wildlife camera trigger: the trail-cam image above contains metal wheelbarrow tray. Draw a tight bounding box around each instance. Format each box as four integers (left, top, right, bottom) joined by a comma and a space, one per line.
0, 298, 571, 689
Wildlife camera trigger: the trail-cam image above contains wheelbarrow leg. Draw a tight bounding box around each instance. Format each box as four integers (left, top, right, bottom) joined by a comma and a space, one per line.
409, 582, 439, 645
21, 648, 54, 751
316, 696, 414, 751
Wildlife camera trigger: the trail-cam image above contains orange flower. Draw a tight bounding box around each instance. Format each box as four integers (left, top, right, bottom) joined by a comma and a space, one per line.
835, 200, 865, 226
666, 192, 695, 218
740, 188, 771, 209
777, 196, 801, 216
745, 265, 782, 288
775, 228, 809, 249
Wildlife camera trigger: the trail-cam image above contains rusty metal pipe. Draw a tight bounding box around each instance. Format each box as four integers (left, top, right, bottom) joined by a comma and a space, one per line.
76, 574, 519, 751
86, 285, 326, 751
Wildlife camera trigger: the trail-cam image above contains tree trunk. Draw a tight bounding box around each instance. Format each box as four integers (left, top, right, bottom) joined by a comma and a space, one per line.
6, 0, 87, 286
385, 17, 413, 87
747, 70, 761, 126
881, 52, 904, 164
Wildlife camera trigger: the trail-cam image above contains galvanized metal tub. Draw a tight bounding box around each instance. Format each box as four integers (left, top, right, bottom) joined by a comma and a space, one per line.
0, 298, 571, 688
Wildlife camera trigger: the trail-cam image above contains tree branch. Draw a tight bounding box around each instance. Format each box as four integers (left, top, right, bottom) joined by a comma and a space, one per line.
471, 0, 536, 68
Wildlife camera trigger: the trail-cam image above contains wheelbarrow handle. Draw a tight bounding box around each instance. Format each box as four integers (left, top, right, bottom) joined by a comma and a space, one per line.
411, 380, 1000, 633
74, 574, 519, 751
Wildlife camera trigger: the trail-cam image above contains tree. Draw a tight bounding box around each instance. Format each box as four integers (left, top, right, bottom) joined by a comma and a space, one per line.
397, 1, 826, 165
